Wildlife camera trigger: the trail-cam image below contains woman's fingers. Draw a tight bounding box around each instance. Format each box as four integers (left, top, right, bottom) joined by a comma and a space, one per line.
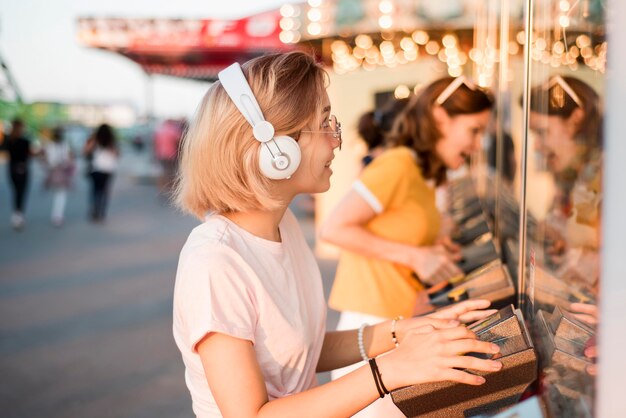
569, 302, 599, 317
433, 299, 492, 319
441, 356, 503, 373
442, 338, 501, 357
411, 324, 436, 335
436, 368, 487, 386
417, 317, 460, 329
458, 309, 498, 323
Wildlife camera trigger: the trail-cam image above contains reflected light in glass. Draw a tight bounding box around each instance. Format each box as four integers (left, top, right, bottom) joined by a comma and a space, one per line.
535, 38, 547, 51
553, 41, 565, 54
576, 34, 592, 48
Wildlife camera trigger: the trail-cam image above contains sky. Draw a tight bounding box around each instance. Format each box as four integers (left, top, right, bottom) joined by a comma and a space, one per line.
0, 0, 293, 119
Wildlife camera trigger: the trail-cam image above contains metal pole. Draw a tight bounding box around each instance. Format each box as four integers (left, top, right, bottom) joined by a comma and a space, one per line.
517, 0, 533, 312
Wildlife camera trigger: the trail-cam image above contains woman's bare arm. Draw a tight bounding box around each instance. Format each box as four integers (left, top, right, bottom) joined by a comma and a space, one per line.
319, 190, 461, 283
198, 327, 502, 418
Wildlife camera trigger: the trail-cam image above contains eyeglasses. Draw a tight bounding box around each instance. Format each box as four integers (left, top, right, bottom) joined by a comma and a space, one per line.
545, 75, 583, 108
301, 114, 343, 150
435, 75, 478, 106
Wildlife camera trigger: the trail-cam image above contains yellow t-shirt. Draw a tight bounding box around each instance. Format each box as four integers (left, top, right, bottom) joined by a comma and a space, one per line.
328, 146, 441, 318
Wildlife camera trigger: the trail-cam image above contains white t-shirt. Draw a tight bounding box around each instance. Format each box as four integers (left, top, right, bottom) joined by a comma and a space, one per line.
173, 209, 327, 418
91, 146, 118, 173
45, 142, 71, 167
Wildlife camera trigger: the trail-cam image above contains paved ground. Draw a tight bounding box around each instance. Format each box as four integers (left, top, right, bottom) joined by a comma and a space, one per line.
0, 148, 339, 418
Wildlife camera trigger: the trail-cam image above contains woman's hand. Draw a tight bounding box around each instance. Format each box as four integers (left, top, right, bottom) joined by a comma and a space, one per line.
436, 235, 462, 255
408, 245, 463, 286
378, 325, 503, 390
427, 299, 498, 324
568, 302, 599, 326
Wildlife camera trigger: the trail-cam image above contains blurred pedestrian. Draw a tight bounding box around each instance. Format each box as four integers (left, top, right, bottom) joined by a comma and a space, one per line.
1, 118, 36, 230
83, 124, 119, 222
43, 127, 75, 227
153, 118, 182, 197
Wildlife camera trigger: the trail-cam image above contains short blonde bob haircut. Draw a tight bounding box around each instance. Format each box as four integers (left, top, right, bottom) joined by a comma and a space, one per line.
175, 52, 328, 219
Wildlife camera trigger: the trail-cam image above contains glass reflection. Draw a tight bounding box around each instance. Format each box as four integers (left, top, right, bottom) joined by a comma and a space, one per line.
526, 73, 602, 416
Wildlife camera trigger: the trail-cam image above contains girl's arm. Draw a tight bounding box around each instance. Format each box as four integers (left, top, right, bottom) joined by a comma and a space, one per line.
317, 299, 498, 372
83, 137, 95, 156
198, 326, 502, 418
319, 189, 461, 284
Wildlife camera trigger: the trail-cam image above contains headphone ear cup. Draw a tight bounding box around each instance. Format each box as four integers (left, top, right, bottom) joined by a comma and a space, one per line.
258, 136, 301, 180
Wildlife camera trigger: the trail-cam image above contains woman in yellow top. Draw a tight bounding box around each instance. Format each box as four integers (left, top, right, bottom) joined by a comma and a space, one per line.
320, 76, 493, 418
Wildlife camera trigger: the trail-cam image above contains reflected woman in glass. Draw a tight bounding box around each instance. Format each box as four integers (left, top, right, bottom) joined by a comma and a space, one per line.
528, 75, 603, 293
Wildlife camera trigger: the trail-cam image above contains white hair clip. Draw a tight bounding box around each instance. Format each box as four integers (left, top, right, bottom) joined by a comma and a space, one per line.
546, 75, 583, 108
435, 75, 478, 106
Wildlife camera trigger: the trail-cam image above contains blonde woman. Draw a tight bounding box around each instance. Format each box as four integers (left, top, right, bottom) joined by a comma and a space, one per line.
172, 52, 501, 418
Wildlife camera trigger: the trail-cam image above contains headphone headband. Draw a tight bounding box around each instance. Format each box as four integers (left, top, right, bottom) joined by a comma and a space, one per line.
218, 63, 275, 142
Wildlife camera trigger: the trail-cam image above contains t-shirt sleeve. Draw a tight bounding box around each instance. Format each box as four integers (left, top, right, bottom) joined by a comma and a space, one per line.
177, 245, 258, 353
355, 152, 409, 212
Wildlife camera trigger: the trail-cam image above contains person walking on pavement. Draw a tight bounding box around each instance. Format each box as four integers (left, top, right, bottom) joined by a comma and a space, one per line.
153, 118, 183, 198
1, 118, 37, 230
83, 123, 119, 222
43, 127, 75, 227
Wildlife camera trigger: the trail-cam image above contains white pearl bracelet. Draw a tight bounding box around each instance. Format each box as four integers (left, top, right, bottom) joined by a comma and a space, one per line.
358, 323, 370, 362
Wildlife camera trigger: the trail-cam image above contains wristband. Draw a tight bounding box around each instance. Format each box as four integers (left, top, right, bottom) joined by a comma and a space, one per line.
369, 358, 389, 397
368, 358, 385, 398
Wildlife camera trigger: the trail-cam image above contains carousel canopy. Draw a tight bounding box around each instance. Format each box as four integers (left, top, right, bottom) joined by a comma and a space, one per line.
77, 11, 293, 81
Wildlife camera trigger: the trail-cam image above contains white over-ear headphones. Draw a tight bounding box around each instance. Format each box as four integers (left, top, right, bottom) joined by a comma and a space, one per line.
218, 63, 301, 180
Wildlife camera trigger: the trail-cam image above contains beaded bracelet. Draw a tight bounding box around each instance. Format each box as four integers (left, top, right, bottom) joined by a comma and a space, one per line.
358, 323, 370, 362
391, 316, 404, 347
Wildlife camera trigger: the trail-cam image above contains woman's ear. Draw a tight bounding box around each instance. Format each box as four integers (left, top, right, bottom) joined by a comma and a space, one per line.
568, 107, 585, 133
432, 106, 450, 133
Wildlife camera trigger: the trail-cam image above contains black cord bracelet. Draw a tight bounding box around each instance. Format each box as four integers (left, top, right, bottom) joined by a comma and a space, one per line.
371, 358, 390, 395
368, 359, 385, 398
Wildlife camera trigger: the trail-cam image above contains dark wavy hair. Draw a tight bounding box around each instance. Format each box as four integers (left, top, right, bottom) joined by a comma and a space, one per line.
387, 77, 493, 185
94, 124, 117, 149
528, 75, 602, 151
358, 98, 409, 151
